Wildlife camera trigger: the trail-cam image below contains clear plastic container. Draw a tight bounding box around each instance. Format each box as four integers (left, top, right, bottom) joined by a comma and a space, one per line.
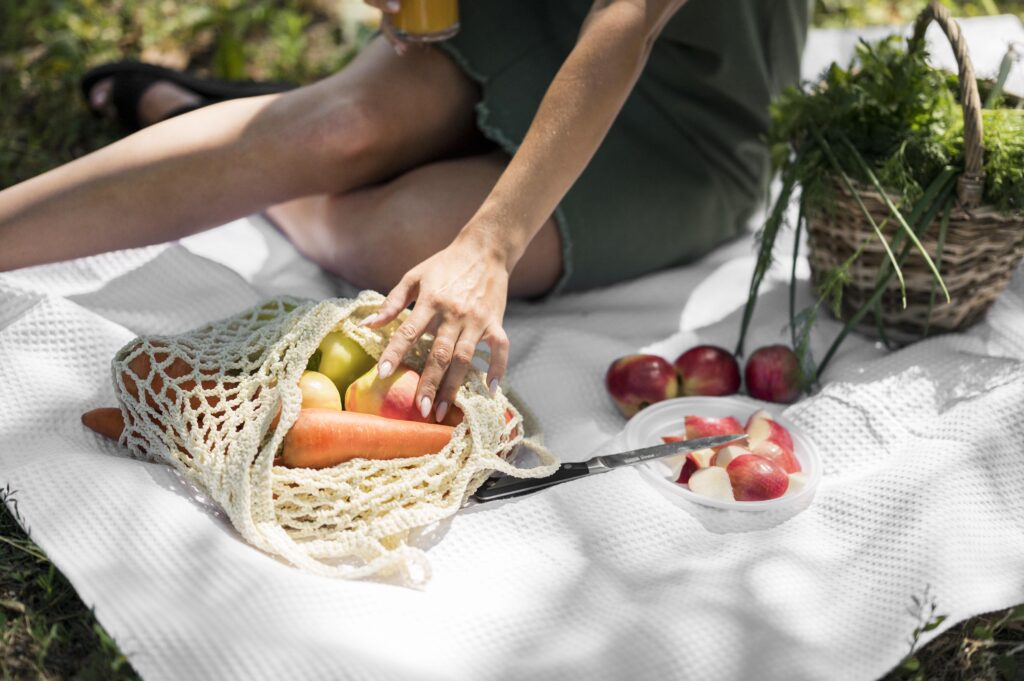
622, 396, 822, 524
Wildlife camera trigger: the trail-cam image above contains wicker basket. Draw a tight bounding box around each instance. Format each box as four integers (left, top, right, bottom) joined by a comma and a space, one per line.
804, 2, 1024, 343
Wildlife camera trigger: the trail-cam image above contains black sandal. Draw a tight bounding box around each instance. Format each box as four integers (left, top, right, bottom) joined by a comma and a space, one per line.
80, 60, 297, 132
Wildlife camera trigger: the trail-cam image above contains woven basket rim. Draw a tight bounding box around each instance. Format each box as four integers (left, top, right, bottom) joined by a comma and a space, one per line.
816, 175, 1024, 223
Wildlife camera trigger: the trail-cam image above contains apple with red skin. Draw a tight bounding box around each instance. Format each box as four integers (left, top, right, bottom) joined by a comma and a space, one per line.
710, 444, 751, 468
745, 409, 795, 451
726, 453, 789, 501
684, 415, 744, 441
345, 363, 463, 425
606, 354, 679, 417
751, 440, 801, 474
744, 345, 802, 404
673, 345, 741, 397
660, 439, 715, 483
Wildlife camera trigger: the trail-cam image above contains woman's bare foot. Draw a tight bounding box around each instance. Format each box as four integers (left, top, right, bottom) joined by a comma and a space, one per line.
87, 78, 203, 128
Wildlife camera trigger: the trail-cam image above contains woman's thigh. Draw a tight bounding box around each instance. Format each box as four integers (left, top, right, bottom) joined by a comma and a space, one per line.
253, 36, 487, 196
268, 151, 564, 299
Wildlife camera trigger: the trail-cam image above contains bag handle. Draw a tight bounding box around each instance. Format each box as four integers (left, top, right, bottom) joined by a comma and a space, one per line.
909, 1, 985, 208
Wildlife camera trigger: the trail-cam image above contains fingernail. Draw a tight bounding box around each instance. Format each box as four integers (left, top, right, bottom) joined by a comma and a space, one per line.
378, 360, 393, 378
420, 396, 432, 419
387, 0, 400, 11
435, 401, 448, 423
488, 378, 499, 396
360, 313, 379, 327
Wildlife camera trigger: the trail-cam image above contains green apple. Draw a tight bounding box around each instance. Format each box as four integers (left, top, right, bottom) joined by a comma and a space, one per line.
316, 331, 376, 397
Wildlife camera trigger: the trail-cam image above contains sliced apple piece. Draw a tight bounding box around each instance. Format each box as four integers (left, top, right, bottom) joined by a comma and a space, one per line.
685, 415, 744, 440
662, 445, 715, 483
689, 448, 715, 467
687, 466, 735, 501
750, 440, 801, 474
662, 452, 688, 481
784, 472, 807, 496
710, 444, 751, 468
745, 409, 795, 451
726, 454, 789, 501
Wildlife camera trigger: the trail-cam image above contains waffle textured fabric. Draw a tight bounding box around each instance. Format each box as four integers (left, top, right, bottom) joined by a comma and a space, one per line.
2, 17, 1023, 681
107, 292, 554, 586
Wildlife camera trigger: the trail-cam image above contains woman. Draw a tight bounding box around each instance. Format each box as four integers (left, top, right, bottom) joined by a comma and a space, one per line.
0, 0, 807, 424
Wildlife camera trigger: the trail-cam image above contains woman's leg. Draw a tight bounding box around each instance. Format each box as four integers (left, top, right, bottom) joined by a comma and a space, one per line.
0, 39, 480, 272
267, 151, 564, 299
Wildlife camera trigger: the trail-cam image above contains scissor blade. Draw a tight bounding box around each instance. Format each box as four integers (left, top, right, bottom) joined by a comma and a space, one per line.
590, 433, 747, 469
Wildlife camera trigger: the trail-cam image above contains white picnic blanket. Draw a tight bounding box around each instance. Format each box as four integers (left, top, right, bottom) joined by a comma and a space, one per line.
1, 17, 1023, 681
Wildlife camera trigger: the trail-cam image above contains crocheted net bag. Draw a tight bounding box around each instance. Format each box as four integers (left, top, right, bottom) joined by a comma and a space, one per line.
109, 290, 559, 586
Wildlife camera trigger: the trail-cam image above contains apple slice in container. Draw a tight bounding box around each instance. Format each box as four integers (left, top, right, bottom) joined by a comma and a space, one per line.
661, 435, 714, 483
750, 440, 801, 474
726, 454, 789, 501
685, 415, 743, 440
745, 409, 795, 451
785, 472, 807, 496
710, 444, 750, 468
687, 466, 735, 501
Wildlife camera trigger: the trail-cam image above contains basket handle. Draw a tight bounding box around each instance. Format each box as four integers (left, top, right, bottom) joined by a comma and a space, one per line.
909, 1, 985, 208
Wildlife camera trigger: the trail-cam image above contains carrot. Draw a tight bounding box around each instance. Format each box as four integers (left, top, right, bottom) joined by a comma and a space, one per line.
282, 408, 454, 469
82, 407, 125, 442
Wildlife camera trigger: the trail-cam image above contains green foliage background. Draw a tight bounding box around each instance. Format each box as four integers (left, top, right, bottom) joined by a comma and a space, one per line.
1, 1, 1022, 679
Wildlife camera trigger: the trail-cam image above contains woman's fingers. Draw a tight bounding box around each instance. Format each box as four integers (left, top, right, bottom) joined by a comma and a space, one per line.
432, 331, 481, 422
380, 13, 409, 56
376, 302, 435, 379
363, 0, 400, 13
364, 0, 407, 54
366, 275, 418, 328
415, 322, 467, 420
483, 325, 510, 395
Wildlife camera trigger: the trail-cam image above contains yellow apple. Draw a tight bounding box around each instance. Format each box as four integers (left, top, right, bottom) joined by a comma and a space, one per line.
298, 371, 342, 411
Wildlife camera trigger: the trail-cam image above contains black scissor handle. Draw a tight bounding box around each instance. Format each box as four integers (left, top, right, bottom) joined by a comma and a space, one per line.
472, 462, 592, 502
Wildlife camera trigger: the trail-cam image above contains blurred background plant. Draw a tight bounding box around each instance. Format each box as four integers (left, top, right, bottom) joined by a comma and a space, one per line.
1, 0, 1023, 678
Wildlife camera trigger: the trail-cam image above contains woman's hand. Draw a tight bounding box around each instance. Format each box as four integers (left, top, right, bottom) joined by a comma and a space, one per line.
363, 0, 409, 56
364, 230, 512, 424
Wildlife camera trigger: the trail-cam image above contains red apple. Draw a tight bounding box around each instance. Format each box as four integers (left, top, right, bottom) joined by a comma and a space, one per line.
726, 454, 789, 501
745, 409, 795, 451
345, 363, 425, 422
750, 441, 801, 474
684, 415, 744, 440
687, 466, 735, 501
661, 437, 714, 483
710, 444, 751, 468
744, 345, 802, 404
673, 345, 741, 397
605, 354, 679, 417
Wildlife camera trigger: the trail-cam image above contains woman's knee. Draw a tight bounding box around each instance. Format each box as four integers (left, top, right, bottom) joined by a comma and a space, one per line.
251, 84, 388, 194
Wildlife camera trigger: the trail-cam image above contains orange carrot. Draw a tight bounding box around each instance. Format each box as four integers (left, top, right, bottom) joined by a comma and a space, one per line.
282, 408, 454, 469
82, 407, 125, 442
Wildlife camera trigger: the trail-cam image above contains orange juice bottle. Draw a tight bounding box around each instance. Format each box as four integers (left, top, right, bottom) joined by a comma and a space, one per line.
391, 0, 459, 42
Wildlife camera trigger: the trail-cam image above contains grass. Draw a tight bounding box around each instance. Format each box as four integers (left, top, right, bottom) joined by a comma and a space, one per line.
1, 1, 1023, 678
1, 488, 138, 680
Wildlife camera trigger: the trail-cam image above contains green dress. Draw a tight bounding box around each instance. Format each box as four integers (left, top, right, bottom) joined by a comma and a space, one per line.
438, 0, 810, 294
